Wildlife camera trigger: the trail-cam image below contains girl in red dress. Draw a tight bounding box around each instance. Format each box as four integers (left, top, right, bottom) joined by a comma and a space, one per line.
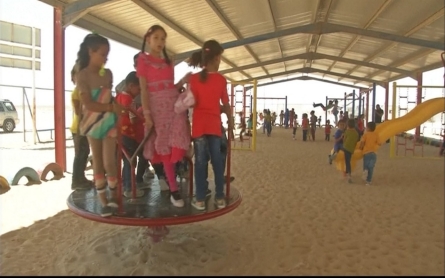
136, 25, 191, 208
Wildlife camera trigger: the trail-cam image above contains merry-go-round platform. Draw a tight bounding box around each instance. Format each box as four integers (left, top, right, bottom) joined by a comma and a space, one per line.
67, 177, 242, 241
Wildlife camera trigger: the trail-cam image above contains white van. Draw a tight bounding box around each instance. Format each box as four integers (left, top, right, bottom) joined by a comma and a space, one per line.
0, 99, 20, 133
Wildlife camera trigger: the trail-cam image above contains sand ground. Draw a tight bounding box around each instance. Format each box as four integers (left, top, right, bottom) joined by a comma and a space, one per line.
0, 127, 444, 275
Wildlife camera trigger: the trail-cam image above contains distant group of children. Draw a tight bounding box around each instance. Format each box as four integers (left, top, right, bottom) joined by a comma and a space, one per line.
70, 26, 236, 217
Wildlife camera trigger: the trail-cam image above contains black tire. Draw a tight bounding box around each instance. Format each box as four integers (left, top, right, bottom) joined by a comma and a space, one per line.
2, 119, 15, 133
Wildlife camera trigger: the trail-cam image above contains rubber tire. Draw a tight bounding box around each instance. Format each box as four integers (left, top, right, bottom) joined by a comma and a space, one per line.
3, 119, 15, 133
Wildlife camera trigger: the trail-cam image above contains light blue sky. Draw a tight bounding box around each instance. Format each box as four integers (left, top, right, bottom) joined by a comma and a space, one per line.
0, 0, 443, 123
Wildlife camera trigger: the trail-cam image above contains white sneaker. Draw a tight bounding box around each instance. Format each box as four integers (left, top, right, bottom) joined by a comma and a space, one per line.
365, 182, 372, 186
143, 170, 155, 181
158, 178, 170, 191
170, 191, 184, 207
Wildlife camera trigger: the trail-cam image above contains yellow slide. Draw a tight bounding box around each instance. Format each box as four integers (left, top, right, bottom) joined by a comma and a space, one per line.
332, 97, 445, 172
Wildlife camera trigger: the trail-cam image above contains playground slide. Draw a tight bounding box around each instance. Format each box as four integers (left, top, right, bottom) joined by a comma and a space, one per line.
333, 97, 445, 172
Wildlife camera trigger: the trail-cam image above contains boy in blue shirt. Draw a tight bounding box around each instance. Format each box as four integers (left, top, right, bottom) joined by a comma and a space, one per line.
329, 119, 346, 164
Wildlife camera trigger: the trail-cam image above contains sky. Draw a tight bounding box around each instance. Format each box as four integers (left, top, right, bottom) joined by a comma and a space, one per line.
0, 0, 443, 125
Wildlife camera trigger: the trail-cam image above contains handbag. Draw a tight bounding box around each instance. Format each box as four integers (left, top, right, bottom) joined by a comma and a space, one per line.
174, 85, 195, 114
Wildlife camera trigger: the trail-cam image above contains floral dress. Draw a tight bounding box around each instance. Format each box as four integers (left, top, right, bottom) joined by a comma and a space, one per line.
136, 53, 190, 164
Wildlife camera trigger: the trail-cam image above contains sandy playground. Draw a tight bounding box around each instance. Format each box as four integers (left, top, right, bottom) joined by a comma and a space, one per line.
0, 127, 443, 275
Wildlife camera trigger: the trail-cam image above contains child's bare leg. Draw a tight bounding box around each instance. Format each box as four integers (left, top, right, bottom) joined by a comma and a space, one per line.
103, 137, 118, 206
88, 137, 112, 216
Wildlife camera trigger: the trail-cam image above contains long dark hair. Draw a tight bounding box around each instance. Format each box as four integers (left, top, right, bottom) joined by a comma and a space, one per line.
75, 34, 109, 71
188, 40, 224, 82
141, 25, 171, 65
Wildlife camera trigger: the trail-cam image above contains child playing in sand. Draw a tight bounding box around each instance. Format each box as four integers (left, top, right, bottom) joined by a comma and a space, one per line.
329, 120, 345, 164
342, 119, 359, 183
302, 113, 309, 141
76, 33, 126, 217
325, 120, 332, 141
115, 71, 148, 198
292, 117, 298, 140
359, 122, 380, 186
137, 24, 192, 208
188, 39, 233, 210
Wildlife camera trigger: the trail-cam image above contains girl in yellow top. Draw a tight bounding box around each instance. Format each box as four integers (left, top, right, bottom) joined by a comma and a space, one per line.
70, 65, 92, 190
359, 122, 380, 186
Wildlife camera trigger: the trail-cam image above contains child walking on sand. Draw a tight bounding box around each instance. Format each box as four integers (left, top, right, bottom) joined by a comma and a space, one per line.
342, 119, 359, 183
292, 117, 298, 140
329, 120, 345, 164
359, 122, 380, 186
302, 113, 309, 141
325, 120, 332, 141
76, 33, 126, 217
310, 110, 317, 141
188, 39, 233, 210
137, 25, 191, 208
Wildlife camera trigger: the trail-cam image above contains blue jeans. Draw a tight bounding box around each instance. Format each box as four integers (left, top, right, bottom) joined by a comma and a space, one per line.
343, 148, 352, 174
265, 122, 272, 135
194, 135, 225, 201
363, 152, 377, 182
121, 136, 148, 191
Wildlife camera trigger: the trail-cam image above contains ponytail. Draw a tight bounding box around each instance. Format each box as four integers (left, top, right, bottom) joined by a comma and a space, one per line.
141, 34, 147, 53
188, 51, 203, 68
199, 69, 208, 83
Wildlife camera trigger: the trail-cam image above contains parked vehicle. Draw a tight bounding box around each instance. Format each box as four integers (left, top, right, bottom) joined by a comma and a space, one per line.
0, 99, 20, 133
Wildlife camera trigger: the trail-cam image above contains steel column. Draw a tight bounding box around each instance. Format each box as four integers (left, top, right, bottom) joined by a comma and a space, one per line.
384, 82, 389, 122
415, 72, 423, 137
54, 7, 66, 171
372, 83, 377, 122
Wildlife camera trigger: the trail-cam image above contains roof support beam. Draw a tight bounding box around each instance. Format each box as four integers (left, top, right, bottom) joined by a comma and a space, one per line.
64, 0, 113, 17
246, 75, 367, 90
267, 0, 286, 73
131, 0, 251, 79
365, 48, 438, 80
75, 14, 145, 51
241, 67, 382, 86
174, 23, 319, 63
174, 21, 444, 63
342, 7, 444, 80
205, 0, 269, 76
219, 52, 412, 76
324, 0, 393, 77
387, 61, 444, 83
307, 0, 333, 68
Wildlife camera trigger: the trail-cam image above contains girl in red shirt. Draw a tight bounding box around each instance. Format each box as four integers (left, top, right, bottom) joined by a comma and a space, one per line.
302, 113, 309, 141
188, 40, 233, 211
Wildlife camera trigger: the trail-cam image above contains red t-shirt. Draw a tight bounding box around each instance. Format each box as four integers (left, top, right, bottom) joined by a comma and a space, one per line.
115, 92, 144, 142
190, 72, 229, 138
325, 125, 331, 134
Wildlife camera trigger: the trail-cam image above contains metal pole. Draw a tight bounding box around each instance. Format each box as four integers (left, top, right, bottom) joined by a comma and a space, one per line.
344, 92, 347, 112
358, 91, 362, 116
54, 8, 67, 171
415, 72, 423, 137
31, 27, 37, 144
284, 96, 287, 111
384, 82, 389, 122
252, 80, 257, 151
352, 90, 356, 118
390, 82, 397, 158
325, 95, 328, 123
22, 88, 26, 142
365, 90, 369, 123
372, 83, 377, 122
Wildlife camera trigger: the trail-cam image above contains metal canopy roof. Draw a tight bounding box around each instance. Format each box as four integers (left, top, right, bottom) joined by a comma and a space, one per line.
40, 0, 445, 89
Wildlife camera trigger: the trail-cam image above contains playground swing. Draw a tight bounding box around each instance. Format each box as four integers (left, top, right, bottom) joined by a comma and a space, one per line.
66, 107, 242, 243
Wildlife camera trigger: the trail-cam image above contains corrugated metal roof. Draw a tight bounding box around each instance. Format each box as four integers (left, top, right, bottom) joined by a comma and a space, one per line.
40, 0, 445, 88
